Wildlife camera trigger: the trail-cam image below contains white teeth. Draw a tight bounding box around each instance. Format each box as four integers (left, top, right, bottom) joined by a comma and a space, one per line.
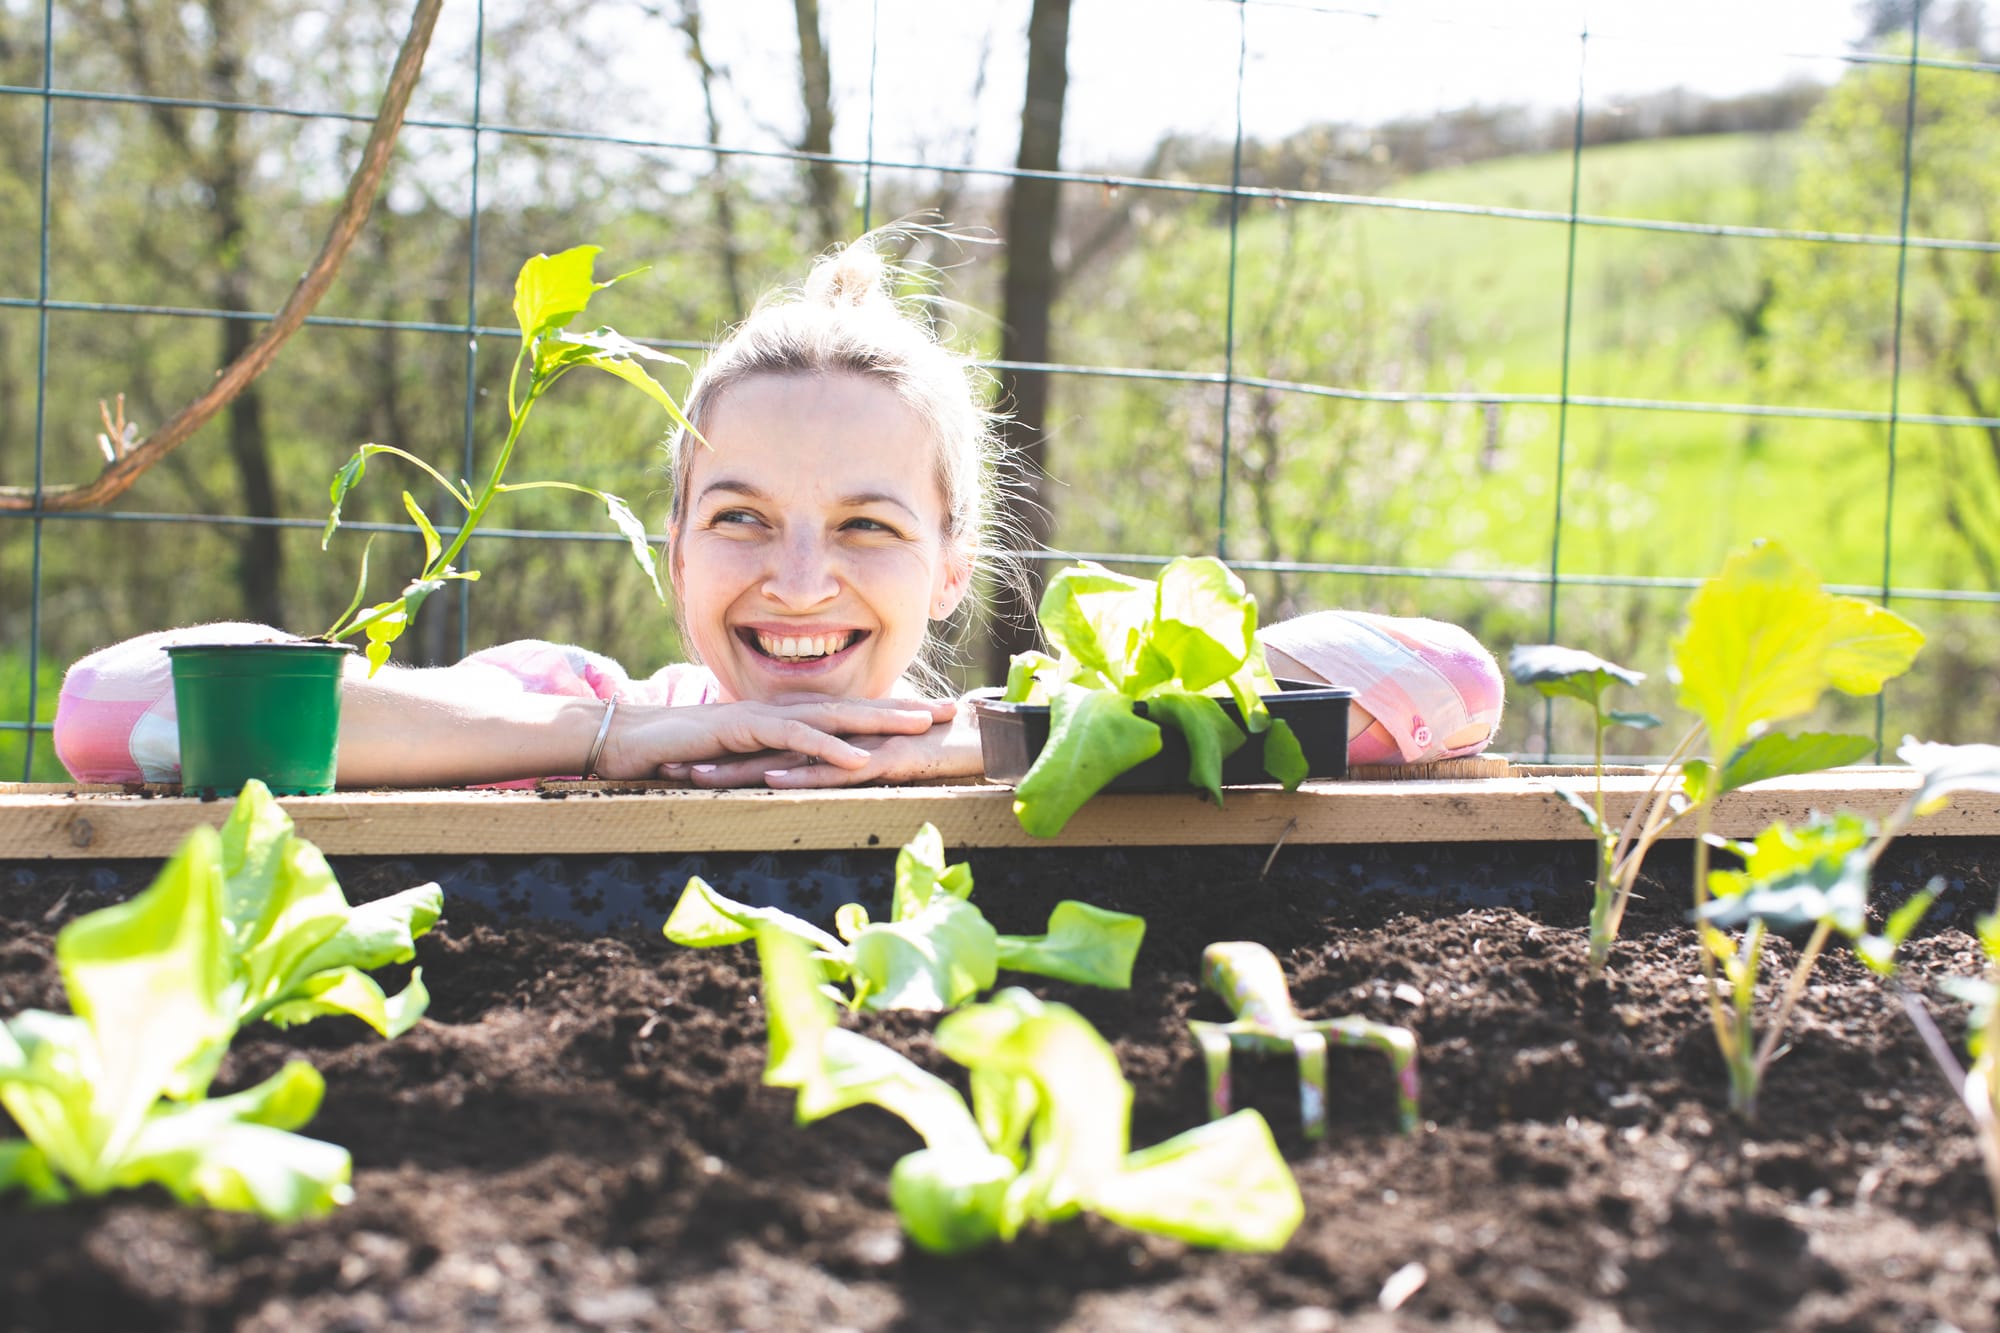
755, 631, 853, 661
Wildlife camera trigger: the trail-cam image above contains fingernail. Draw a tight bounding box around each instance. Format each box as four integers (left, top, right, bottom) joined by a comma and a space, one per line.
692, 764, 717, 774
764, 770, 790, 779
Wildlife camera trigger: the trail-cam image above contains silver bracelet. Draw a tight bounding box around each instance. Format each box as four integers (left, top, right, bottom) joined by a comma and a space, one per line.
583, 696, 619, 779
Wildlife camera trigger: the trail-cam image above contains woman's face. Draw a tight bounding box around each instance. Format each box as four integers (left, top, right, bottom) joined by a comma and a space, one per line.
671, 372, 970, 703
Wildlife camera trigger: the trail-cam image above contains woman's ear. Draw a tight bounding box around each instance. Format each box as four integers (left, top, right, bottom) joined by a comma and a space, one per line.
664, 524, 683, 594
932, 545, 974, 621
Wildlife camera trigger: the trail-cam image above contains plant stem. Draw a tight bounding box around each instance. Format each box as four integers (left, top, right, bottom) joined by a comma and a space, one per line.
435, 377, 539, 578
1587, 709, 1614, 975
1752, 919, 1833, 1080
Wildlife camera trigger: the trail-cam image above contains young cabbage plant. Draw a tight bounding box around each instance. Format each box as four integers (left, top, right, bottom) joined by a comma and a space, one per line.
1694, 739, 2000, 1121
664, 823, 1143, 1012
0, 828, 353, 1220
1507, 645, 1660, 975
1524, 542, 1923, 979
1002, 557, 1309, 837
1866, 741, 2000, 1227
1940, 899, 2000, 1238
322, 245, 699, 673
755, 924, 1303, 1254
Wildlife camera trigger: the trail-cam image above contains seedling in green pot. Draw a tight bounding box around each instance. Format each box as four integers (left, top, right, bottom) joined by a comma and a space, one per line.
1507, 645, 1659, 975
755, 924, 1303, 1254
664, 823, 1144, 1012
1695, 739, 2000, 1120
322, 245, 699, 673
1000, 557, 1308, 838
1190, 941, 1420, 1137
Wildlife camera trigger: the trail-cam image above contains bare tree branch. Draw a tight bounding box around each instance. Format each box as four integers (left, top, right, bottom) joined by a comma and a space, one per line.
1, 0, 443, 512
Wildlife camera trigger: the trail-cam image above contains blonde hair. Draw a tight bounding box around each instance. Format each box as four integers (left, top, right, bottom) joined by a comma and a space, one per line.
665, 226, 1017, 690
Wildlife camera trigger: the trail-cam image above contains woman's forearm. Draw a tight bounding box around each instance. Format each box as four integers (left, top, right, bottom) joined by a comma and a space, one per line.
334, 668, 606, 787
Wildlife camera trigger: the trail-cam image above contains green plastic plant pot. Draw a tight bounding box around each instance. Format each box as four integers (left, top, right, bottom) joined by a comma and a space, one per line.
166, 641, 358, 796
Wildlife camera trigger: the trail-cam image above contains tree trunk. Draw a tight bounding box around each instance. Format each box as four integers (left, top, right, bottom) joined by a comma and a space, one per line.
985, 0, 1071, 681
208, 10, 284, 629
792, 0, 843, 247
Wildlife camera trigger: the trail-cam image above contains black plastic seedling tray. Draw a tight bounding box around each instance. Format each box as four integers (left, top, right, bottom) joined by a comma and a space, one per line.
973, 681, 1354, 790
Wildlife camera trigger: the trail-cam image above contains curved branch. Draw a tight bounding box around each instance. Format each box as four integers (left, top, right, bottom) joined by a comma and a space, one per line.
1, 0, 444, 512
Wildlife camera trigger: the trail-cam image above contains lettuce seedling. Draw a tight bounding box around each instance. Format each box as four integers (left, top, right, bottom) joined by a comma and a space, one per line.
1508, 645, 1661, 975
0, 828, 353, 1220
1001, 557, 1309, 837
174, 779, 442, 1095
1693, 739, 2000, 1120
1518, 542, 1922, 979
755, 924, 1303, 1254
322, 245, 699, 673
664, 823, 1143, 1012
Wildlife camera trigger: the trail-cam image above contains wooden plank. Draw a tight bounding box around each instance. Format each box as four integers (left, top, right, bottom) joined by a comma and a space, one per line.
1, 767, 1994, 858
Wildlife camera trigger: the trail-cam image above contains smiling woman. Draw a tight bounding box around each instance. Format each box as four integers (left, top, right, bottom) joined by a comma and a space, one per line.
50, 228, 1504, 791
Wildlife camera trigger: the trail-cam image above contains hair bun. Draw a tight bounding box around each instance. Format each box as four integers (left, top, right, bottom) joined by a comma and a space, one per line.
804, 241, 894, 310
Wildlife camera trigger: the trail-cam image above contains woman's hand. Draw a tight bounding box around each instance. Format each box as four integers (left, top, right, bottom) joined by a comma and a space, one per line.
657, 696, 985, 788
595, 696, 957, 782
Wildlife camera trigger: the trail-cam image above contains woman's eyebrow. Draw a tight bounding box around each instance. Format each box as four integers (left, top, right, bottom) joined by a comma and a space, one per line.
696, 477, 766, 503
840, 490, 921, 520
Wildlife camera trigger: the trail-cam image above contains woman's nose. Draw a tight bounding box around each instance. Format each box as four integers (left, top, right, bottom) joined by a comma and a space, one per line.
761, 530, 840, 608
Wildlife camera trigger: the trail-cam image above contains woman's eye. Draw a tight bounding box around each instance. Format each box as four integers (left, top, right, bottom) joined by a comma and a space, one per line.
843, 516, 898, 535
710, 509, 760, 527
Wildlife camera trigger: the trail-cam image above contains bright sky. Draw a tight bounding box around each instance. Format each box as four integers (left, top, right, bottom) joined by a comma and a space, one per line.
602, 0, 1875, 174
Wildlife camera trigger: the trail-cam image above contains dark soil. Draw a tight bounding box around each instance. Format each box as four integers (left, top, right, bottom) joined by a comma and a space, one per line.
3, 836, 1998, 1331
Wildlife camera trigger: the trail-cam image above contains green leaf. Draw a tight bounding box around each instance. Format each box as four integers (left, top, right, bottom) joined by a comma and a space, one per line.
117, 1061, 352, 1221
1719, 731, 1876, 794
1149, 557, 1259, 693
1822, 596, 1925, 695
1682, 759, 1717, 808
662, 876, 843, 955
892, 822, 954, 922
1144, 690, 1247, 804
323, 450, 367, 548
1672, 542, 1903, 757
1090, 1110, 1303, 1252
1002, 651, 1061, 704
994, 900, 1146, 990
1035, 563, 1155, 684
1508, 644, 1645, 707
513, 244, 607, 342
1856, 879, 1941, 977
1550, 783, 1610, 844
572, 340, 704, 434
754, 926, 984, 1151
935, 990, 1131, 1228
848, 897, 999, 1013
56, 827, 234, 1144
1610, 710, 1663, 730
888, 1146, 1017, 1254
402, 492, 441, 569
1697, 813, 1874, 935
1010, 686, 1164, 838
1261, 718, 1309, 789
210, 785, 442, 1054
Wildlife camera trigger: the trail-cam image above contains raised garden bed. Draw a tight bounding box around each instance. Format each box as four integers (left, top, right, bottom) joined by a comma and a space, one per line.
3, 797, 1998, 1329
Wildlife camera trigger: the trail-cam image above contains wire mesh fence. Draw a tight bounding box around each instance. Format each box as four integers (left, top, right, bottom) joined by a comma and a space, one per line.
4, 0, 1997, 780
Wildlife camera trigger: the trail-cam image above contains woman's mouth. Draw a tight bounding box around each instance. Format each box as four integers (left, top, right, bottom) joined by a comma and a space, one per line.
741, 628, 865, 662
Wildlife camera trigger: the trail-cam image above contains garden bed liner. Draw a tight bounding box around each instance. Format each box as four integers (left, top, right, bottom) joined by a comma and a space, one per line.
4, 763, 1997, 858
2, 834, 1998, 1330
